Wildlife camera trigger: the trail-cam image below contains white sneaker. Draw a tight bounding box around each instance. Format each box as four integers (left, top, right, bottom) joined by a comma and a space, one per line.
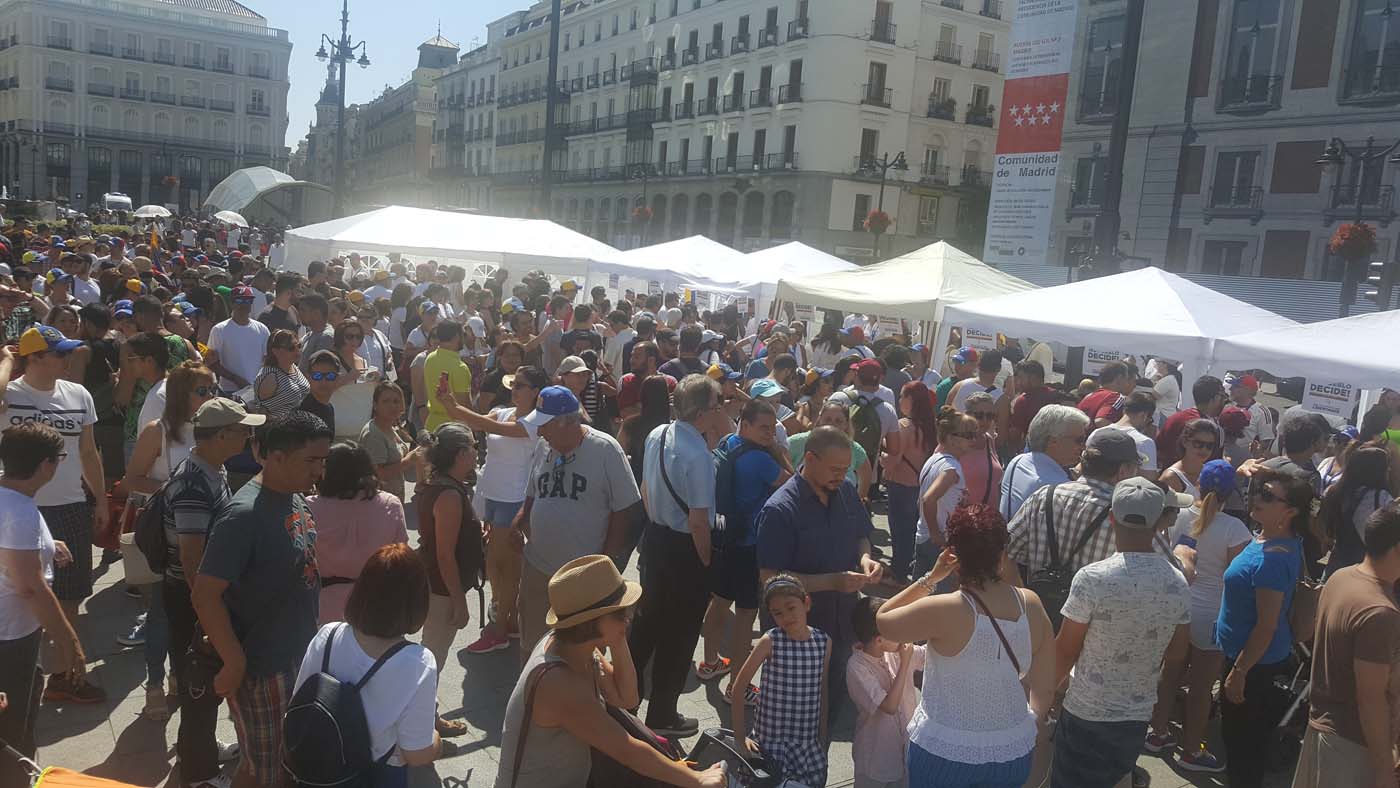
189, 774, 232, 788
216, 740, 240, 763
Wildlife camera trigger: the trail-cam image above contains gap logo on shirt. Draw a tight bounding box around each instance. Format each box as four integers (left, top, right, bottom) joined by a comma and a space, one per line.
536, 467, 588, 501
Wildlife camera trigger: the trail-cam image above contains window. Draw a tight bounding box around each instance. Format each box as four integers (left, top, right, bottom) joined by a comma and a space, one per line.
918, 196, 939, 236
1222, 0, 1283, 105
971, 84, 990, 109
859, 128, 879, 164
250, 88, 266, 109
932, 77, 952, 103
1345, 0, 1400, 97
46, 143, 69, 167
754, 129, 767, 161
657, 140, 668, 166
867, 61, 887, 92
611, 16, 618, 36
670, 0, 679, 17
1211, 151, 1260, 206
564, 33, 571, 51
783, 124, 796, 160
1079, 16, 1123, 117
631, 9, 639, 30
1201, 240, 1247, 275
1072, 156, 1103, 206
853, 194, 872, 231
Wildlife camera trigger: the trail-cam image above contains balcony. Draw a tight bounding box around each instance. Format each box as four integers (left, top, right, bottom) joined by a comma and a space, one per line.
153, 50, 175, 65
1078, 89, 1118, 122
248, 64, 270, 79
1203, 185, 1264, 223
586, 73, 599, 89
697, 96, 719, 116
778, 83, 803, 102
149, 89, 175, 103
966, 106, 995, 127
942, 0, 965, 7
870, 20, 897, 45
246, 103, 270, 116
789, 18, 810, 40
654, 104, 673, 121
184, 56, 204, 69
1218, 74, 1283, 112
749, 87, 773, 108
121, 47, 144, 60
961, 166, 988, 187
732, 33, 750, 54
1065, 182, 1101, 219
861, 84, 893, 108
628, 57, 657, 82
47, 36, 73, 50
87, 82, 115, 97
659, 51, 676, 70
45, 76, 74, 92
665, 159, 712, 177
765, 152, 800, 170
681, 47, 699, 66
722, 93, 745, 112
980, 0, 1003, 19
181, 95, 206, 108
920, 164, 951, 185
761, 27, 781, 47
1326, 184, 1397, 226
1342, 64, 1400, 103
927, 96, 956, 120
972, 49, 1001, 73
934, 41, 962, 65
89, 42, 113, 56
119, 86, 145, 100
706, 41, 724, 60
209, 98, 234, 112
212, 60, 234, 74
674, 100, 695, 119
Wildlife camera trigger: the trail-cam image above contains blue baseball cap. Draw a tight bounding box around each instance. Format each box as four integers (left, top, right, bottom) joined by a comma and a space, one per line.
749, 378, 784, 399
18, 325, 84, 356
1197, 459, 1238, 499
46, 268, 73, 286
708, 363, 743, 382
519, 385, 581, 429
952, 346, 979, 365
1336, 425, 1360, 442
177, 301, 202, 317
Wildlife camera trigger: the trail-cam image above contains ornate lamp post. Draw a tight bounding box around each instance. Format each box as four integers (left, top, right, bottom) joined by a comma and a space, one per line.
315, 0, 371, 218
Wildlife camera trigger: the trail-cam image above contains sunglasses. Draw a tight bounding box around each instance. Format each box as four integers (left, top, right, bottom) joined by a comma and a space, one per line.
1256, 485, 1284, 504
194, 385, 218, 397
1187, 439, 1217, 451
310, 371, 339, 382
970, 411, 996, 421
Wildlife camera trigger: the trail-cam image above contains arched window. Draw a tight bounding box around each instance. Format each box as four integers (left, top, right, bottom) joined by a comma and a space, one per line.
770, 191, 795, 239
90, 103, 110, 129
123, 109, 141, 132
669, 194, 689, 239
741, 191, 764, 238
154, 112, 171, 135
694, 193, 713, 236
183, 115, 200, 139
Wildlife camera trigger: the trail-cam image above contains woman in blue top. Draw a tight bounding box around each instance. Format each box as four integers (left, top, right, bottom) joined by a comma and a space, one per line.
1213, 468, 1315, 788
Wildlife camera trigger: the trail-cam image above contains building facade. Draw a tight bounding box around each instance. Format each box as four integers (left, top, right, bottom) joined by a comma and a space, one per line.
0, 0, 291, 212
423, 0, 1009, 258
1052, 0, 1400, 283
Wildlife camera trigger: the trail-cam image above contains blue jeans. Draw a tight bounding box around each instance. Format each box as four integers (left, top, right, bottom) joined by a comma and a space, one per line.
1050, 710, 1146, 788
886, 481, 920, 581
481, 497, 524, 528
144, 580, 169, 686
908, 741, 1032, 788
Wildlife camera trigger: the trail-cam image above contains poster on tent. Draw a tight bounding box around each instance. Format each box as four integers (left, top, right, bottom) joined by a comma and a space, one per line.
964, 327, 998, 350
877, 317, 903, 338
1083, 347, 1125, 377
1301, 380, 1359, 419
983, 0, 1078, 268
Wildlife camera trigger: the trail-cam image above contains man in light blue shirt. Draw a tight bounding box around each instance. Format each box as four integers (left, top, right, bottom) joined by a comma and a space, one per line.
1000, 404, 1090, 521
628, 373, 732, 739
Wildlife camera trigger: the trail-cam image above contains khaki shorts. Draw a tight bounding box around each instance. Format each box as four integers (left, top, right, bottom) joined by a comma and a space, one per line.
517, 560, 552, 658
1291, 727, 1380, 788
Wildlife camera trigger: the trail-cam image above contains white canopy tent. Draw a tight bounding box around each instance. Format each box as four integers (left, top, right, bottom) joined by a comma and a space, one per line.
938, 267, 1298, 406
773, 242, 1037, 323
281, 206, 619, 282
1208, 311, 1400, 390
745, 242, 858, 316
585, 236, 762, 308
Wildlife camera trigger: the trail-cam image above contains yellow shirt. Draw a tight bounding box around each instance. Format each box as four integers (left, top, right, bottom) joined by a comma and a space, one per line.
423, 347, 472, 431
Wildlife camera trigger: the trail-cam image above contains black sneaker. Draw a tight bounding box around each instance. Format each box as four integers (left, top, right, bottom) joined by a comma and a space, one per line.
650, 714, 700, 738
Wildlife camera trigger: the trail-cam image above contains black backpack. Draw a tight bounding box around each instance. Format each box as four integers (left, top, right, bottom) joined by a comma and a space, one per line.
283, 624, 411, 787
133, 458, 211, 575
1024, 484, 1110, 631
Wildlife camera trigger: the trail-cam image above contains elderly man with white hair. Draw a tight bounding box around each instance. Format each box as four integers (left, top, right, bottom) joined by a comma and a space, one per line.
999, 404, 1092, 521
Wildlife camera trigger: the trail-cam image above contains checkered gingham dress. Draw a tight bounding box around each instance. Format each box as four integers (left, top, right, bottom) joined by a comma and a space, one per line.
755, 626, 829, 787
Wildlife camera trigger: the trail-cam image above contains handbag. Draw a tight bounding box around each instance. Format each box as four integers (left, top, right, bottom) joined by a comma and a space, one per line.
1024, 484, 1110, 629
963, 588, 1024, 676
1290, 543, 1322, 644
183, 624, 224, 701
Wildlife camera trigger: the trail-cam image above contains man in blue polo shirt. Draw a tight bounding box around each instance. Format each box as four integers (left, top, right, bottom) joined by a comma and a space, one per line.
756, 425, 882, 721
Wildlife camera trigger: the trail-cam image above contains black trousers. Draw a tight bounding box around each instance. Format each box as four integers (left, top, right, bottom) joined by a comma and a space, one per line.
0, 630, 42, 788
164, 575, 223, 785
1220, 657, 1292, 788
628, 523, 709, 727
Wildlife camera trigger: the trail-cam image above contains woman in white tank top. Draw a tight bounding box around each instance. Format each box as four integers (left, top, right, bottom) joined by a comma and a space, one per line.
877, 504, 1056, 788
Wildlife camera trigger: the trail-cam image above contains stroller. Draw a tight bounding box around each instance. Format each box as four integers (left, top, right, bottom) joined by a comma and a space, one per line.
2, 738, 143, 788
1266, 640, 1314, 773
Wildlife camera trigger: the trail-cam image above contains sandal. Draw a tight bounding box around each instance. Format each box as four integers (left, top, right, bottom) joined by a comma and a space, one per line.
435, 716, 469, 737
142, 684, 171, 721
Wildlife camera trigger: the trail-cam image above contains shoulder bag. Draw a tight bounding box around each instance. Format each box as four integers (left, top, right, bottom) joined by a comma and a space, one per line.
657, 425, 690, 515
1025, 485, 1110, 629
1290, 540, 1322, 644
964, 588, 1024, 677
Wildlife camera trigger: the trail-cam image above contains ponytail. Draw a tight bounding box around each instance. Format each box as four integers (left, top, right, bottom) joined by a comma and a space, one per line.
1190, 491, 1220, 539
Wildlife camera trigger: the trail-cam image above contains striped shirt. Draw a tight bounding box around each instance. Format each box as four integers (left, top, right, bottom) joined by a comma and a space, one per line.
1006, 478, 1116, 575
253, 366, 311, 420
162, 454, 231, 580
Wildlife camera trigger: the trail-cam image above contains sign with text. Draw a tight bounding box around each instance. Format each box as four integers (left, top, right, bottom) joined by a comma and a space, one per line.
964, 327, 998, 350
1083, 347, 1125, 377
793, 304, 816, 322
1301, 380, 1359, 419
878, 317, 903, 337
984, 0, 1079, 268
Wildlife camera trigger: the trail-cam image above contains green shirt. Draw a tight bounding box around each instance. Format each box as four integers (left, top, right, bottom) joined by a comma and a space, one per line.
124, 379, 152, 443
423, 347, 472, 431
935, 375, 959, 409
787, 431, 868, 487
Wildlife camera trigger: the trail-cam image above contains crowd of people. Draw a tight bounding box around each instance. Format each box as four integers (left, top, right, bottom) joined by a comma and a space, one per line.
1, 216, 1400, 788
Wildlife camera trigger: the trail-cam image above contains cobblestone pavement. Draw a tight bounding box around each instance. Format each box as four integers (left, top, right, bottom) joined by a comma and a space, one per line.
34, 498, 1292, 788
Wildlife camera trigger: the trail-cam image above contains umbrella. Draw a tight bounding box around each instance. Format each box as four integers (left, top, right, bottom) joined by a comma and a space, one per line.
133, 205, 171, 218
214, 210, 248, 228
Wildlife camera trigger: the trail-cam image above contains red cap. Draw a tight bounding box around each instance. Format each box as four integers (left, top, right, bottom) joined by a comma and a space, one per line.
230, 285, 256, 303
854, 358, 883, 384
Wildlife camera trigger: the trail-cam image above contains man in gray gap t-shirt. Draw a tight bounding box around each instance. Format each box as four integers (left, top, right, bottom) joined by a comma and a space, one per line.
514, 386, 642, 654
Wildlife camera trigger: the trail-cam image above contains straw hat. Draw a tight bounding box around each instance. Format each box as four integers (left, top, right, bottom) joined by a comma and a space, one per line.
545, 555, 642, 629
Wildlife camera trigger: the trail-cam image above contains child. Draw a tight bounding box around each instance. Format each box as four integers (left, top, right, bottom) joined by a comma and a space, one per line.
731, 574, 832, 787
846, 597, 925, 788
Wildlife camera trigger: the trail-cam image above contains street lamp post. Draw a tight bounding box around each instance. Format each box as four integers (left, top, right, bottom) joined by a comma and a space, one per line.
316, 0, 371, 218
1315, 136, 1400, 316
630, 163, 650, 247
860, 151, 908, 260
29, 139, 39, 201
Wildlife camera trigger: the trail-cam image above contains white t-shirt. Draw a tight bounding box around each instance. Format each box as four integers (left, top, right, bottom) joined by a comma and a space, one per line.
916, 452, 964, 545
604, 327, 635, 372
1241, 400, 1277, 449
72, 277, 102, 306
364, 284, 393, 303
1153, 375, 1181, 424
137, 379, 168, 436
294, 624, 438, 767
1060, 552, 1190, 722
1091, 423, 1158, 472
950, 379, 1003, 413
1169, 506, 1252, 609
207, 318, 271, 393
406, 326, 428, 350
250, 288, 270, 318
476, 408, 541, 504
658, 306, 682, 328
180, 228, 196, 247
828, 387, 900, 436
3, 379, 97, 506
226, 227, 241, 250
388, 307, 408, 349
0, 487, 55, 639
358, 328, 395, 381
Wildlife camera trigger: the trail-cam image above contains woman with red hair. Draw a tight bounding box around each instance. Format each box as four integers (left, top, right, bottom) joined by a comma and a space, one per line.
881, 381, 938, 582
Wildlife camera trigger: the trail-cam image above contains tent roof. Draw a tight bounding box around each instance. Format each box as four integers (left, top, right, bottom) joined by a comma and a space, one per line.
773, 242, 1036, 322
591, 236, 757, 292
204, 167, 329, 214
281, 206, 618, 274
940, 267, 1297, 363
745, 242, 857, 284
1210, 310, 1400, 389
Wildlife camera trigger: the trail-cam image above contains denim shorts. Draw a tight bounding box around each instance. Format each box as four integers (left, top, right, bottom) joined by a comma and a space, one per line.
481, 497, 524, 528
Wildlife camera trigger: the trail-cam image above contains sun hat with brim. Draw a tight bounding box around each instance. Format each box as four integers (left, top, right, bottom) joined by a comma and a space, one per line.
18, 326, 83, 356
192, 398, 267, 428
545, 555, 643, 629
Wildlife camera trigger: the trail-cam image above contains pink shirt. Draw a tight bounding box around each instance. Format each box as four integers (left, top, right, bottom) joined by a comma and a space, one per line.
846, 644, 927, 783
958, 435, 1004, 511
307, 492, 409, 625
881, 418, 933, 488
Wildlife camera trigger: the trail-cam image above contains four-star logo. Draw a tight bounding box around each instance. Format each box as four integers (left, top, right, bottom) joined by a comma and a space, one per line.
995, 74, 1070, 155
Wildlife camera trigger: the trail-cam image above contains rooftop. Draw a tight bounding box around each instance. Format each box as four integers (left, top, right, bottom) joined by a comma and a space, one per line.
154, 0, 263, 20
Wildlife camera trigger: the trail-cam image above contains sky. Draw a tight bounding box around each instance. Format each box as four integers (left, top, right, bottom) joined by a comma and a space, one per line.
267, 0, 524, 149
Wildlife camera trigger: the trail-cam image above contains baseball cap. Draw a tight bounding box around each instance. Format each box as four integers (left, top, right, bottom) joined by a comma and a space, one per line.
804, 367, 834, 386
418, 301, 440, 316
749, 378, 784, 399
501, 297, 524, 315
191, 398, 267, 429
124, 278, 144, 294
17, 325, 83, 356
519, 386, 581, 430
346, 290, 365, 304
1197, 459, 1239, 499
46, 268, 72, 286
560, 280, 578, 292
230, 285, 256, 304
20, 251, 37, 265
1218, 406, 1251, 435
708, 363, 743, 382
840, 325, 865, 343
1336, 425, 1361, 442
854, 358, 883, 385
1086, 428, 1148, 466
1225, 372, 1260, 390
701, 329, 723, 345
1111, 477, 1195, 529
556, 355, 588, 376
952, 346, 979, 365
177, 301, 202, 317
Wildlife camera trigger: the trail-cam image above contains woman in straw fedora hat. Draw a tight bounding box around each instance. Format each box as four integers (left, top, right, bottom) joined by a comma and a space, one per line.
495, 555, 726, 788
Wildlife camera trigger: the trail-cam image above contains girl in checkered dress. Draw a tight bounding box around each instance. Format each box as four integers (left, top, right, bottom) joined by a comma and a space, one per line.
730, 574, 833, 787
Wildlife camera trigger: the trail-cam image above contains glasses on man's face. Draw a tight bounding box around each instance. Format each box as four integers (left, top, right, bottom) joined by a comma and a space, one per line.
310, 371, 339, 382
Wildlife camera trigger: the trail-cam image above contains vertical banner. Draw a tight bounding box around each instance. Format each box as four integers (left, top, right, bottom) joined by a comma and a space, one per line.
983, 0, 1079, 267
1301, 380, 1359, 419
964, 327, 998, 350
